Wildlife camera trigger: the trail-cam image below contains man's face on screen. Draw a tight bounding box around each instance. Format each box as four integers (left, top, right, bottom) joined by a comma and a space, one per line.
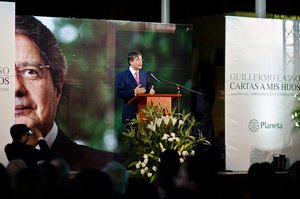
14, 33, 61, 136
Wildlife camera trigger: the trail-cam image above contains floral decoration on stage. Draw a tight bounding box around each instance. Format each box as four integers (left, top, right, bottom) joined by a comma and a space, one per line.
122, 102, 210, 182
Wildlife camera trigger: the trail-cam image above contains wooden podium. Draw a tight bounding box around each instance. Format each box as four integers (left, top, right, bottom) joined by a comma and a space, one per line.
128, 93, 182, 122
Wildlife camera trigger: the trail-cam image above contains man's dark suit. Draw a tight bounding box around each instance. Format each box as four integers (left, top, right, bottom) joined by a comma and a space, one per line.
49, 129, 124, 171
116, 68, 151, 125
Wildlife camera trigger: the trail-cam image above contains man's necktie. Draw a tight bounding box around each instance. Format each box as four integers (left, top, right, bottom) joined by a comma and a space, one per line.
135, 71, 140, 85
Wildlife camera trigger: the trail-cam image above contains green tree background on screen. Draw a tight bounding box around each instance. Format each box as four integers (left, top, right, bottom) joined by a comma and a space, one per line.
38, 17, 192, 152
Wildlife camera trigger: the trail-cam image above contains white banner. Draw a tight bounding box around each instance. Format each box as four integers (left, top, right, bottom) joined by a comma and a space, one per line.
0, 2, 15, 166
225, 16, 300, 171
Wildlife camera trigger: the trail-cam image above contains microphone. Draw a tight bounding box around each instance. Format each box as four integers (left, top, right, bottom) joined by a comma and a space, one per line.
148, 71, 160, 82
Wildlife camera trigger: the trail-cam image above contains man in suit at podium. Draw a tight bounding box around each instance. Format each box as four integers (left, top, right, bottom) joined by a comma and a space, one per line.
116, 50, 155, 128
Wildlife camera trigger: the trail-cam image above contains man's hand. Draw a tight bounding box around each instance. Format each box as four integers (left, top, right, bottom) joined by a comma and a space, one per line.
150, 85, 155, 94
134, 84, 146, 95
32, 127, 43, 139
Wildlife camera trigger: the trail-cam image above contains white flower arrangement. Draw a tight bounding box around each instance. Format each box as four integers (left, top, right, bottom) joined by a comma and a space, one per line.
122, 102, 210, 182
291, 93, 300, 130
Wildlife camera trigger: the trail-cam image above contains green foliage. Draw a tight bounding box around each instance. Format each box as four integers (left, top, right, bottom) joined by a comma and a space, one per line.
291, 93, 300, 132
122, 102, 210, 183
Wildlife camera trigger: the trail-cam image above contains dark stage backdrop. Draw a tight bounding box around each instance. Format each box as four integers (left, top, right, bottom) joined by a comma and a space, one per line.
37, 16, 192, 153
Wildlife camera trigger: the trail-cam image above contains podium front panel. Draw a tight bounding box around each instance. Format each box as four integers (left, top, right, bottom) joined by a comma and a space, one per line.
138, 96, 172, 122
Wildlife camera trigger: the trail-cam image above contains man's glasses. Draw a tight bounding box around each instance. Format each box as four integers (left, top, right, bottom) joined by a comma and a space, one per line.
16, 64, 50, 80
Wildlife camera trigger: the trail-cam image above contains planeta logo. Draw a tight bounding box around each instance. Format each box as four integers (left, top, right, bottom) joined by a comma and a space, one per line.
248, 119, 283, 132
249, 119, 259, 132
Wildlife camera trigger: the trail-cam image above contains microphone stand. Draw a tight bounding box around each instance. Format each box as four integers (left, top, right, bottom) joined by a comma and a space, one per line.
155, 76, 203, 112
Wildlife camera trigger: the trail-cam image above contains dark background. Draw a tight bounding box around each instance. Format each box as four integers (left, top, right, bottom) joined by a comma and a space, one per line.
5, 0, 300, 23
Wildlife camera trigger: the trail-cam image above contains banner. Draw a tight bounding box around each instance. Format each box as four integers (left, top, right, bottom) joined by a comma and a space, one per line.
0, 2, 15, 167
225, 16, 300, 171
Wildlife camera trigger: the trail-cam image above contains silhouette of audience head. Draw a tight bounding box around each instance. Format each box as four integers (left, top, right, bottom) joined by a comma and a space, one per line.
37, 163, 61, 197
175, 154, 215, 197
247, 162, 277, 199
0, 163, 10, 197
156, 149, 181, 192
50, 158, 70, 182
6, 159, 28, 176
286, 160, 300, 198
102, 161, 128, 195
10, 167, 47, 199
288, 160, 300, 185
72, 168, 114, 199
